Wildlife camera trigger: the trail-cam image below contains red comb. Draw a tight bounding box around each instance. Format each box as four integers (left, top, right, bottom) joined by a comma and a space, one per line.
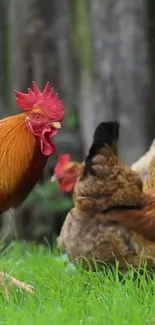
14, 81, 64, 121
54, 154, 71, 175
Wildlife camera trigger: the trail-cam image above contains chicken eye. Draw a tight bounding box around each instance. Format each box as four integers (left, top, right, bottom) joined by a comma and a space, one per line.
35, 113, 42, 121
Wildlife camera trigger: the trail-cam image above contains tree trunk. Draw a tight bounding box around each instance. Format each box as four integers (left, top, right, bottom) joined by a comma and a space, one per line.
83, 0, 154, 163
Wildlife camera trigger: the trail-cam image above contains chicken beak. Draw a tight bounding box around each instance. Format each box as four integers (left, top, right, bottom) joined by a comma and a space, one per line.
51, 175, 57, 182
52, 122, 61, 129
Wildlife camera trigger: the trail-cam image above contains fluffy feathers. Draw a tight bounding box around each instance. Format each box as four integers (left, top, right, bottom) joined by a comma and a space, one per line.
74, 122, 143, 213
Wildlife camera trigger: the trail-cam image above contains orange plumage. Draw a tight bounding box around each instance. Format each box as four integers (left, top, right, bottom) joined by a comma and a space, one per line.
0, 113, 45, 212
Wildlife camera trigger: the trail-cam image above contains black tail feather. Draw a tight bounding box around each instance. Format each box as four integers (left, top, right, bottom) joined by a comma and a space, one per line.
84, 121, 120, 175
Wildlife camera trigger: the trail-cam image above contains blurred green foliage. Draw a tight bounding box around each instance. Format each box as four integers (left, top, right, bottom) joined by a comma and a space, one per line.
66, 112, 79, 129
25, 181, 73, 213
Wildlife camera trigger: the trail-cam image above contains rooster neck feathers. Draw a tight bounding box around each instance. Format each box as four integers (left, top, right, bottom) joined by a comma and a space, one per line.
0, 114, 47, 212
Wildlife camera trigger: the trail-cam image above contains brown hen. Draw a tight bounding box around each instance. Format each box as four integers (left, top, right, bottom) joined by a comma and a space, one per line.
57, 122, 155, 271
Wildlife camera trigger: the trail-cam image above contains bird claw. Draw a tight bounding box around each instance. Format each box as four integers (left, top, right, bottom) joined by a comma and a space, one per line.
0, 271, 34, 297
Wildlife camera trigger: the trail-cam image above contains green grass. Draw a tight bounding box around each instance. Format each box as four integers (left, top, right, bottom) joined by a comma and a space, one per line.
0, 243, 155, 325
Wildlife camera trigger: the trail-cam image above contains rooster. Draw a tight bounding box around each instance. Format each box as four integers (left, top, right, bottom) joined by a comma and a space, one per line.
0, 81, 64, 294
57, 122, 155, 271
